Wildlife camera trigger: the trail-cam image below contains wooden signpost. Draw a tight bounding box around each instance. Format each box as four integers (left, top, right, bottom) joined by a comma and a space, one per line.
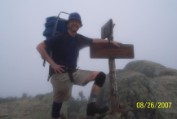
90, 19, 134, 112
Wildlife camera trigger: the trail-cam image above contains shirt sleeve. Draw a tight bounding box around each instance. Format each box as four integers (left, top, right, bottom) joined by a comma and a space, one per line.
76, 34, 93, 49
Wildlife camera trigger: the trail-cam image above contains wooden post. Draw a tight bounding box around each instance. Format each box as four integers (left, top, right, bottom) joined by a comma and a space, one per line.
90, 19, 134, 113
107, 20, 119, 113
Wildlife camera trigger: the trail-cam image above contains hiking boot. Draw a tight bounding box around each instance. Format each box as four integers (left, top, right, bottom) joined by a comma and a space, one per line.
86, 102, 109, 116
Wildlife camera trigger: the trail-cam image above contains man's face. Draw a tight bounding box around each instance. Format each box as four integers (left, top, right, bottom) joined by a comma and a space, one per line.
68, 20, 81, 33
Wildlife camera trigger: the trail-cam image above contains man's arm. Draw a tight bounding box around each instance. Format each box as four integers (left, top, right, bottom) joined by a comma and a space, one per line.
92, 38, 121, 47
36, 41, 64, 73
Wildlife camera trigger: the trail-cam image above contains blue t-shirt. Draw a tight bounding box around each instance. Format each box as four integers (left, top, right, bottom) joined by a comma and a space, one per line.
44, 32, 93, 69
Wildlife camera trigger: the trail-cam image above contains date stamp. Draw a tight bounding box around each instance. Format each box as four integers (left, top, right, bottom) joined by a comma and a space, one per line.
136, 102, 172, 109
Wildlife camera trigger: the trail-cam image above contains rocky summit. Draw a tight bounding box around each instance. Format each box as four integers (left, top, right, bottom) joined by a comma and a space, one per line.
97, 60, 177, 119
1, 60, 177, 119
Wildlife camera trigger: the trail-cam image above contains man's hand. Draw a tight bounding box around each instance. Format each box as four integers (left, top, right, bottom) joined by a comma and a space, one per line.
93, 38, 122, 47
37, 41, 65, 74
51, 63, 65, 74
111, 41, 122, 47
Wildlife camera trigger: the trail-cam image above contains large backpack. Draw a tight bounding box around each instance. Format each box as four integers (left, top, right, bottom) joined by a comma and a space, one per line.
42, 12, 69, 66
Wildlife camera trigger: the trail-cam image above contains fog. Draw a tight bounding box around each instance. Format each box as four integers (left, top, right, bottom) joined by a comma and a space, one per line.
1, 0, 177, 98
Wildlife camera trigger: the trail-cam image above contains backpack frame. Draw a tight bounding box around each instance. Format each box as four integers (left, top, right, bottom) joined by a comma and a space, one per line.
43, 11, 69, 66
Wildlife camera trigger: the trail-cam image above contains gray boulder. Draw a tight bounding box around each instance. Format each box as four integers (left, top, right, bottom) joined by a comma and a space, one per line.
98, 60, 177, 119
124, 60, 177, 77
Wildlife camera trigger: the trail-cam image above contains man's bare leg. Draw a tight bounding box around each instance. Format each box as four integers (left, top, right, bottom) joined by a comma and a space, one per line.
87, 72, 109, 116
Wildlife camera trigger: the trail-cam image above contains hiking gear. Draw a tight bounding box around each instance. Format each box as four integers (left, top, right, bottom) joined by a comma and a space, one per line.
65, 67, 77, 82
50, 66, 77, 75
94, 72, 106, 87
43, 12, 69, 67
68, 12, 82, 26
86, 102, 109, 116
51, 102, 62, 118
42, 11, 92, 81
43, 11, 69, 39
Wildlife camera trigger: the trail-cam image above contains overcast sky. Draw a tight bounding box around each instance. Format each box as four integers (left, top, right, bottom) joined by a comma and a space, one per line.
1, 0, 177, 98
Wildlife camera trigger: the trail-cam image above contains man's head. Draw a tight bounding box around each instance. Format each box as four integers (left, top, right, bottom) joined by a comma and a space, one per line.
67, 12, 82, 35
68, 12, 82, 26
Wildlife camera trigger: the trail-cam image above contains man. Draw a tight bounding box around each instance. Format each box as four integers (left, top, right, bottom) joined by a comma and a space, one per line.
37, 12, 120, 119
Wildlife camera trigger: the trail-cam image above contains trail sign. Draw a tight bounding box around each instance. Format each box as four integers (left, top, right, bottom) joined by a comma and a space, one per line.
90, 19, 134, 112
101, 19, 113, 39
90, 42, 134, 58
91, 19, 134, 59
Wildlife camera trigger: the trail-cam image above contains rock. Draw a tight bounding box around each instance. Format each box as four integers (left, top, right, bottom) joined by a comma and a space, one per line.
97, 60, 177, 119
124, 60, 170, 77
159, 68, 177, 76
103, 112, 122, 119
126, 111, 136, 119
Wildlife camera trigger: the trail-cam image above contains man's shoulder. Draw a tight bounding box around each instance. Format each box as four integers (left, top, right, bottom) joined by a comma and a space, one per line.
76, 33, 93, 41
75, 33, 85, 39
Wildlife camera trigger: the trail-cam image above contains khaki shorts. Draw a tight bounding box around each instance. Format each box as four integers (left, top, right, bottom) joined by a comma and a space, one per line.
50, 69, 94, 102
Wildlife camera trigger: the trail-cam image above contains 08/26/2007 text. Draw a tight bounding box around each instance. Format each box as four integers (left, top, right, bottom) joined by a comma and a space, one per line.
136, 102, 172, 109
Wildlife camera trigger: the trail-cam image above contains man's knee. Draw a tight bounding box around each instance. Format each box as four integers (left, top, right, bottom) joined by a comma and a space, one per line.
94, 72, 106, 87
